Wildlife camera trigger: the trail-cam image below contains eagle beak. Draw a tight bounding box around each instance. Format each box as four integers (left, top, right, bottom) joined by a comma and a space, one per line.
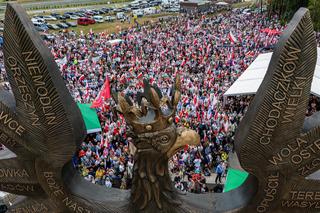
167, 127, 200, 159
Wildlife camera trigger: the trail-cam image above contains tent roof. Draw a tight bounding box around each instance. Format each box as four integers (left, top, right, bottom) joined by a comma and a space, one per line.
224, 48, 320, 97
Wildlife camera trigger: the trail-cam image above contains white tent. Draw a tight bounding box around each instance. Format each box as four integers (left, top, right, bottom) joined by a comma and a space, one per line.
216, 2, 229, 6
224, 48, 320, 97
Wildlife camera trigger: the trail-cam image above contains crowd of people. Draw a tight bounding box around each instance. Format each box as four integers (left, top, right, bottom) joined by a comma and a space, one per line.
52, 9, 284, 192
1, 7, 319, 193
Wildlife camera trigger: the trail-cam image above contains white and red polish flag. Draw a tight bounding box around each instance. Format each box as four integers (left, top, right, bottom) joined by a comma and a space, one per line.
228, 32, 238, 43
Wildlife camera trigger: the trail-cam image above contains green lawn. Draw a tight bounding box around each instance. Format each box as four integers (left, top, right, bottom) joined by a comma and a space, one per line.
232, 1, 253, 8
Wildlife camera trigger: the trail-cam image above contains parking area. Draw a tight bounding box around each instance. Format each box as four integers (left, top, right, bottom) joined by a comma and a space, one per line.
30, 0, 180, 34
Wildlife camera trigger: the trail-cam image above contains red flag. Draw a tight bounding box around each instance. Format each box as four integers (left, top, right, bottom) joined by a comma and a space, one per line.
100, 77, 111, 99
91, 78, 111, 108
193, 96, 197, 106
91, 96, 103, 108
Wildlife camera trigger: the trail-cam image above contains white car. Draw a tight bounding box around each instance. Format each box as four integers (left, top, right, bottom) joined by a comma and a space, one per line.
105, 16, 116, 22
70, 15, 80, 20
93, 16, 104, 23
116, 12, 125, 20
144, 7, 156, 15
133, 10, 144, 17
31, 17, 45, 24
43, 15, 57, 21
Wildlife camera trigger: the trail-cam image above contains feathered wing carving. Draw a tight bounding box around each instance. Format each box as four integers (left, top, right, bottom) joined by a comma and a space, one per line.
0, 3, 130, 213
4, 3, 85, 168
235, 7, 320, 212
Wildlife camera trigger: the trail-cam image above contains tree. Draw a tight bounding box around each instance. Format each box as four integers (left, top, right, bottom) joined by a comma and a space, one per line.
268, 0, 308, 19
267, 0, 319, 30
309, 0, 320, 30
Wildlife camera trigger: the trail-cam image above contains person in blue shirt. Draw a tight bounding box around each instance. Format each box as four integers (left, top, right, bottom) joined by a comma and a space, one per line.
215, 161, 224, 184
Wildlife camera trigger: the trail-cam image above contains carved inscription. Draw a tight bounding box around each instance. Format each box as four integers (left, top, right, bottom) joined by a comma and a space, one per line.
10, 203, 48, 213
22, 51, 57, 125
260, 46, 302, 145
0, 183, 34, 192
268, 138, 320, 176
282, 191, 320, 208
0, 168, 29, 178
0, 111, 25, 136
7, 56, 40, 126
257, 172, 280, 212
298, 157, 320, 176
43, 172, 91, 213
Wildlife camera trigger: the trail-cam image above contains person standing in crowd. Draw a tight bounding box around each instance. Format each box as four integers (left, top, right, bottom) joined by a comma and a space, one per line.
215, 161, 224, 184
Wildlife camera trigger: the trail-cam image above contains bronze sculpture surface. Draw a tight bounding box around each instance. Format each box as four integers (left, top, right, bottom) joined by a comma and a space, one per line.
0, 2, 318, 213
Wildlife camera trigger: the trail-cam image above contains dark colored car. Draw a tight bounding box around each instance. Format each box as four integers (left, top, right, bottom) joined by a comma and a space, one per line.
51, 13, 60, 17
63, 13, 72, 19
35, 26, 47, 32
57, 23, 69, 29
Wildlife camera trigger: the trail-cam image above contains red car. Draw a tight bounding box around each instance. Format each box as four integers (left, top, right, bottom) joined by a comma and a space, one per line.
77, 17, 95, 26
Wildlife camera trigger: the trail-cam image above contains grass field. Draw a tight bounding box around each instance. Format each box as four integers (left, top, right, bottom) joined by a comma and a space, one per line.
232, 1, 253, 8
48, 13, 176, 34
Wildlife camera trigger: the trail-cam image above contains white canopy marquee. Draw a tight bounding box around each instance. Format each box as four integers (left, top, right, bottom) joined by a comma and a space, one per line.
224, 48, 320, 97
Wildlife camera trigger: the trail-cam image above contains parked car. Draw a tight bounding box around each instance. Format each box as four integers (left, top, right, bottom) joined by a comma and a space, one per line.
35, 26, 46, 32
56, 15, 67, 20
57, 23, 69, 29
31, 17, 45, 24
123, 7, 132, 12
76, 12, 86, 17
63, 13, 71, 19
33, 22, 49, 30
77, 17, 95, 26
166, 7, 180, 13
132, 10, 144, 17
93, 10, 103, 15
64, 21, 77, 27
40, 33, 55, 41
104, 16, 116, 22
70, 15, 80, 20
46, 23, 60, 30
144, 7, 156, 15
101, 8, 110, 13
43, 15, 57, 21
93, 16, 104, 23
116, 12, 125, 20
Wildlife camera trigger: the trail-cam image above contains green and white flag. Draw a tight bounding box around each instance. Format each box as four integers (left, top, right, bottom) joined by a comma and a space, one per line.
77, 103, 102, 134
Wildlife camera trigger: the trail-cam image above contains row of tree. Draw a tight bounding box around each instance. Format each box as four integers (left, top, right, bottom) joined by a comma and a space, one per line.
264, 0, 320, 30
